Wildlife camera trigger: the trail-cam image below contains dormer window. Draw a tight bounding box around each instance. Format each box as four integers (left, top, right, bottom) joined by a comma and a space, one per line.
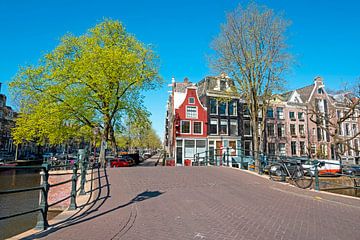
220, 80, 227, 91
188, 97, 195, 104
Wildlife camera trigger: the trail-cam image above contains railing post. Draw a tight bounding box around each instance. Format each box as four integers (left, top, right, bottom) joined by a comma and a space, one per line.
35, 163, 49, 230
226, 147, 230, 167
240, 149, 244, 169
80, 157, 87, 195
205, 150, 208, 166
69, 162, 78, 210
314, 160, 320, 191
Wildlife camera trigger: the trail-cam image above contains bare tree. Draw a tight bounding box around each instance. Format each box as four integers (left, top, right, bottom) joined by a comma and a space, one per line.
308, 83, 360, 162
211, 3, 292, 171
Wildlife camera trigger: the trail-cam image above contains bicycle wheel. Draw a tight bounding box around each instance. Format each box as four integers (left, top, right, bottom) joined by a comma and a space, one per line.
293, 166, 313, 189
269, 163, 286, 182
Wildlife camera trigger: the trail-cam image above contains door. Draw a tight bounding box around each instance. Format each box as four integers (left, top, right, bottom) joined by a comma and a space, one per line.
216, 141, 222, 165
176, 140, 183, 165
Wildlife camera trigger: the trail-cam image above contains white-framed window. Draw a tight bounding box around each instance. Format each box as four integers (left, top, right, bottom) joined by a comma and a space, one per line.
184, 140, 195, 158
268, 143, 276, 155
230, 119, 238, 136
209, 99, 217, 115
279, 143, 286, 156
298, 112, 304, 121
300, 141, 306, 155
193, 121, 202, 134
186, 106, 198, 119
291, 141, 297, 156
188, 97, 195, 104
267, 123, 275, 136
277, 108, 284, 119
244, 120, 251, 136
220, 119, 228, 135
219, 102, 227, 116
277, 124, 285, 137
181, 120, 190, 134
229, 101, 237, 116
209, 119, 218, 135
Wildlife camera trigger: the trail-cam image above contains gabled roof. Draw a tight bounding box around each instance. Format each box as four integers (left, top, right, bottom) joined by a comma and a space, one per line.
294, 84, 315, 102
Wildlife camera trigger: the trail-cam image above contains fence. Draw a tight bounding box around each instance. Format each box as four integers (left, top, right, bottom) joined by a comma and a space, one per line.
194, 148, 360, 195
0, 156, 93, 230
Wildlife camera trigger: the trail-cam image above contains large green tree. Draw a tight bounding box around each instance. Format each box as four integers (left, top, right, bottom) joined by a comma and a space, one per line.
11, 20, 161, 164
211, 3, 291, 172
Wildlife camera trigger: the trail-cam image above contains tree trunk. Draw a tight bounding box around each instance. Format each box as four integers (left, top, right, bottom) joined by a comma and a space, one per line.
252, 117, 260, 173
99, 120, 110, 166
109, 125, 117, 156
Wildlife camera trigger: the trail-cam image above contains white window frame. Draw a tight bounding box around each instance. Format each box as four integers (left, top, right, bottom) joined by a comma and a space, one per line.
230, 119, 238, 136
210, 99, 218, 115
229, 101, 237, 116
277, 108, 284, 120
244, 120, 252, 136
180, 120, 191, 134
193, 121, 203, 135
188, 97, 195, 104
186, 106, 198, 119
220, 119, 228, 135
279, 143, 286, 156
209, 119, 218, 135
219, 102, 228, 116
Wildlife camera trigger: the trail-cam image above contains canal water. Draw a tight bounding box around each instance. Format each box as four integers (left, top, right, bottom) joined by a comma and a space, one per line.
0, 169, 41, 239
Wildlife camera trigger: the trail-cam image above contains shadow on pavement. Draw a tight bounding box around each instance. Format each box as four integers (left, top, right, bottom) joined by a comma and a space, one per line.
23, 166, 164, 239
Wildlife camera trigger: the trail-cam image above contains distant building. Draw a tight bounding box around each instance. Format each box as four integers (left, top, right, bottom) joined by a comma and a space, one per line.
0, 84, 17, 154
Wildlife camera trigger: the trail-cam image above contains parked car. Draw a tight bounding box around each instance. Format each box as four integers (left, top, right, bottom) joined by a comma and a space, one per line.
302, 160, 341, 176
342, 165, 360, 176
110, 158, 130, 168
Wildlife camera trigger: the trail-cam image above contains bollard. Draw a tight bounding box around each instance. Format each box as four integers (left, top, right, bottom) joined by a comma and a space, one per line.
69, 163, 78, 210
314, 160, 320, 191
35, 163, 50, 230
205, 151, 208, 166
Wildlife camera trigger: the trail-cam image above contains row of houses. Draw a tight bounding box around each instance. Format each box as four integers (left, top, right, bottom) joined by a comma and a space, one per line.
164, 74, 360, 166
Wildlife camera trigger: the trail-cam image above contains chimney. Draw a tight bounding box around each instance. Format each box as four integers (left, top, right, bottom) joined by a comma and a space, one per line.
314, 76, 323, 84
184, 77, 189, 83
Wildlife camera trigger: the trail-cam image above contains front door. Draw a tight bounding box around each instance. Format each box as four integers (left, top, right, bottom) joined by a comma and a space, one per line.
216, 141, 222, 166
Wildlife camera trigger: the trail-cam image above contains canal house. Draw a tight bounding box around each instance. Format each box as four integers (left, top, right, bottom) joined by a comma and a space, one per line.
165, 77, 207, 165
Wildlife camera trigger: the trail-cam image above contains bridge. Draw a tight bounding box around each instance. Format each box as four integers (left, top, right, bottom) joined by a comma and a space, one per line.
9, 156, 360, 240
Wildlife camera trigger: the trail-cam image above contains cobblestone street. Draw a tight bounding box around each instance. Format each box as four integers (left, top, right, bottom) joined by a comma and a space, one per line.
28, 161, 360, 240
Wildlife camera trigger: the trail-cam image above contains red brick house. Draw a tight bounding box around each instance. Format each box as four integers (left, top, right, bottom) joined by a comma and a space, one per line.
165, 78, 207, 165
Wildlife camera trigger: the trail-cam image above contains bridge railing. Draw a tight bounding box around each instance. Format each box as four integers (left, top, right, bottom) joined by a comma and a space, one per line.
0, 156, 94, 230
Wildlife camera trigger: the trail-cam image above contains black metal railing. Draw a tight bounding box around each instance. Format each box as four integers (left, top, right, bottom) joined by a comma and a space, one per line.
0, 156, 94, 230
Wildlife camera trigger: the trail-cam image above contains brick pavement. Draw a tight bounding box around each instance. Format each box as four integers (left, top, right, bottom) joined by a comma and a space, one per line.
23, 166, 360, 240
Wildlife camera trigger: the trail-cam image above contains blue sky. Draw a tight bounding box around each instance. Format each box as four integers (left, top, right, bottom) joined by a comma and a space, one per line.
0, 0, 359, 139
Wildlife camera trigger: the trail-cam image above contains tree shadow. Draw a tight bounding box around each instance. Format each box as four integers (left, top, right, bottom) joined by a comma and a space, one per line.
23, 166, 164, 239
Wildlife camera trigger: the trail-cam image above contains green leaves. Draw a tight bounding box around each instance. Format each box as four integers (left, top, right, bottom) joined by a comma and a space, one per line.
10, 19, 162, 147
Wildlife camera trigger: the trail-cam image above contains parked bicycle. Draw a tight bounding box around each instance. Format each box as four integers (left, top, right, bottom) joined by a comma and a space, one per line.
268, 159, 313, 189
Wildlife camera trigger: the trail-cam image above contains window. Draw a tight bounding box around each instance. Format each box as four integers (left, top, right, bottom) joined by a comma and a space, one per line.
244, 107, 250, 116
277, 124, 285, 137
354, 139, 359, 156
220, 119, 228, 135
299, 125, 305, 136
317, 127, 323, 141
229, 101, 237, 116
193, 122, 202, 134
277, 108, 284, 119
311, 144, 316, 155
298, 112, 304, 121
268, 143, 276, 155
289, 112, 295, 120
267, 108, 274, 118
181, 121, 190, 134
210, 99, 217, 114
338, 123, 343, 135
290, 124, 296, 136
345, 123, 350, 136
219, 102, 227, 115
279, 143, 286, 156
188, 97, 195, 104
300, 142, 306, 155
220, 80, 227, 91
209, 119, 218, 135
291, 141, 297, 155
184, 140, 195, 158
230, 119, 238, 136
267, 123, 275, 137
353, 124, 357, 135
244, 121, 251, 136
244, 141, 252, 156
186, 106, 198, 119
196, 140, 206, 156
318, 88, 324, 94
